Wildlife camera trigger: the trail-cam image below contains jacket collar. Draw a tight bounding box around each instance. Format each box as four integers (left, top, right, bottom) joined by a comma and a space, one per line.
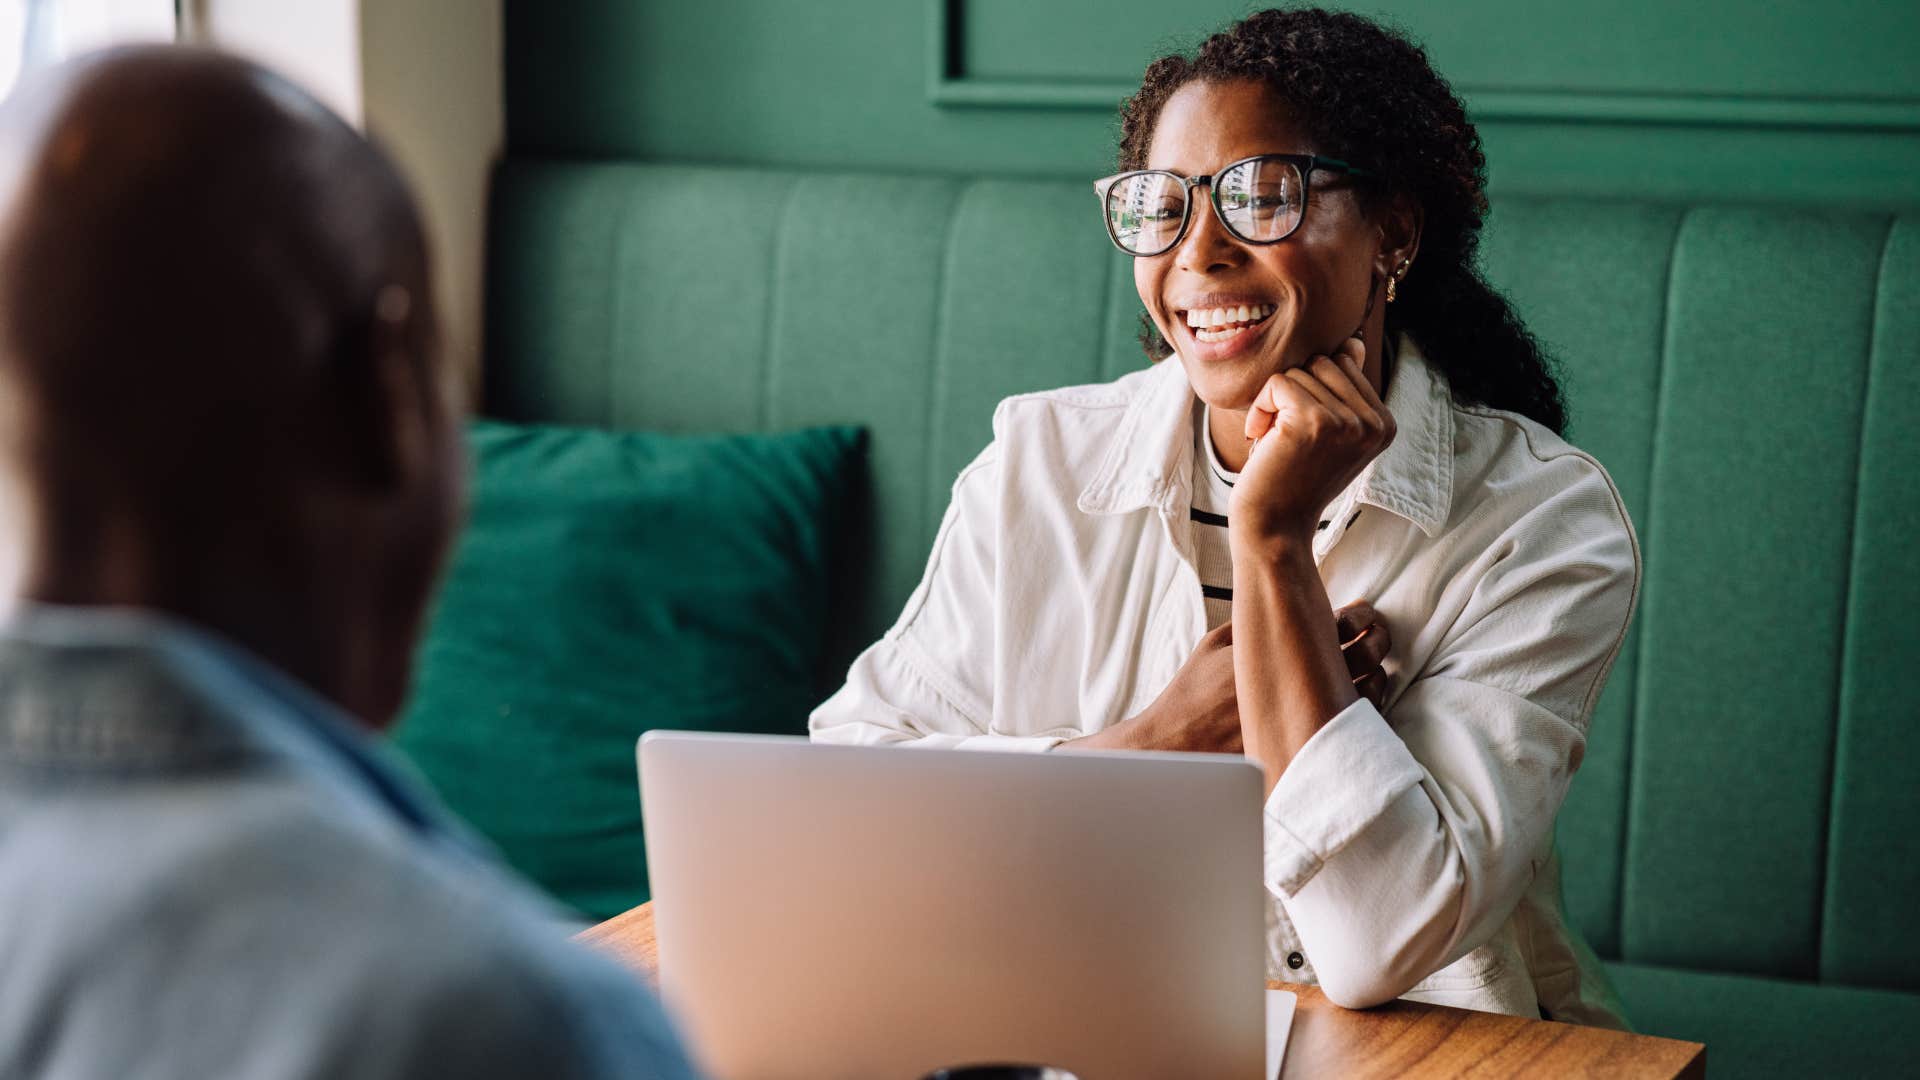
1077, 333, 1455, 539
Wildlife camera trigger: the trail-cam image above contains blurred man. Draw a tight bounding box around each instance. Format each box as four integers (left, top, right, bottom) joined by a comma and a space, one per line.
0, 47, 698, 1078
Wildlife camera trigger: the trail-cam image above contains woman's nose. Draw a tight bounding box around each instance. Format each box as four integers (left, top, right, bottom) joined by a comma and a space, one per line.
1175, 190, 1242, 274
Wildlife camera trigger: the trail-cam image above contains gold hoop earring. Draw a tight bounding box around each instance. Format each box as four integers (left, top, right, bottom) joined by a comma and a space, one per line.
1386, 258, 1410, 303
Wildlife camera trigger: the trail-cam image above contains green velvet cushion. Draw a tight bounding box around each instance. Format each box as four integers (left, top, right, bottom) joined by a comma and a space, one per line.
1607, 962, 1920, 1078
392, 419, 865, 919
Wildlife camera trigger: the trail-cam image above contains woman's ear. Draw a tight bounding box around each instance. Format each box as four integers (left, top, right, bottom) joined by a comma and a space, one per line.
332, 284, 440, 493
1375, 193, 1424, 281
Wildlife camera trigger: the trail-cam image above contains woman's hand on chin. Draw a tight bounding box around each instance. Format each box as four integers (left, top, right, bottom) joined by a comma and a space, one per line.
1231, 337, 1396, 547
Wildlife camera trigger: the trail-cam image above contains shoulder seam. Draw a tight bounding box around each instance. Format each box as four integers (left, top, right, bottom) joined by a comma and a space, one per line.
1455, 403, 1598, 472
950, 441, 999, 491
1454, 403, 1642, 721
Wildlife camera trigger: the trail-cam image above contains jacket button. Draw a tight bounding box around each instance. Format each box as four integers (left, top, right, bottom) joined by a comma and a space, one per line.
1287, 952, 1304, 970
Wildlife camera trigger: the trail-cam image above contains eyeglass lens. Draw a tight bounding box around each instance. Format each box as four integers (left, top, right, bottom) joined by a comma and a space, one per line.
1105, 158, 1305, 256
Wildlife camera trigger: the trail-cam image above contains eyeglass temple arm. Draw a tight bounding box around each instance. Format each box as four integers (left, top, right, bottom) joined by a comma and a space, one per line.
1315, 156, 1372, 177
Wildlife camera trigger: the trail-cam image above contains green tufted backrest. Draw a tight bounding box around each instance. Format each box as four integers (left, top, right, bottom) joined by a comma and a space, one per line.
485, 160, 1920, 994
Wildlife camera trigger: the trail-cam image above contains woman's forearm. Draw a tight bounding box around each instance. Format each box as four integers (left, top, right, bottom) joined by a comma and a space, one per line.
1231, 531, 1358, 794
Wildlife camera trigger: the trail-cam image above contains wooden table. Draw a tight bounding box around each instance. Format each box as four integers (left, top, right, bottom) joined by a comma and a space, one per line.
582, 903, 1704, 1079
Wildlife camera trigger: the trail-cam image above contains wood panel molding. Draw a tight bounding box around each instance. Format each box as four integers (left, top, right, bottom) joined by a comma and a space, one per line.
925, 0, 1920, 132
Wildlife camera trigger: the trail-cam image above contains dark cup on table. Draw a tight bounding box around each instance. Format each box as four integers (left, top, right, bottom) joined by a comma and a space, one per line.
917, 1060, 1075, 1068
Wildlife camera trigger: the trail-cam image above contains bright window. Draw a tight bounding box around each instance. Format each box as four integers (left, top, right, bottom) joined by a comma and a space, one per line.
0, 0, 176, 101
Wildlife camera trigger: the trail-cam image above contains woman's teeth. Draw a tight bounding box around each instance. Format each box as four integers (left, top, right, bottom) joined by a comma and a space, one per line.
1186, 303, 1276, 343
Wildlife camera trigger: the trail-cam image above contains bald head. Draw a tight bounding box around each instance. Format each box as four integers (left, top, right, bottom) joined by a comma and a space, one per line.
0, 46, 432, 467
0, 46, 463, 726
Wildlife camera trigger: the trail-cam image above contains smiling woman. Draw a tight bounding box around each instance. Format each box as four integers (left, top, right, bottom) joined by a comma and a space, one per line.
1114, 15, 1564, 437
810, 7, 1639, 1030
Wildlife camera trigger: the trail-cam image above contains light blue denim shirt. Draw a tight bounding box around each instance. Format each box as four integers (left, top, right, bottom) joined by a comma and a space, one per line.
0, 604, 701, 1079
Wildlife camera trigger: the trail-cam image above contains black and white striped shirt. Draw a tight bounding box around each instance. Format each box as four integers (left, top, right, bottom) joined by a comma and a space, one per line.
1190, 404, 1239, 630
1188, 404, 1352, 630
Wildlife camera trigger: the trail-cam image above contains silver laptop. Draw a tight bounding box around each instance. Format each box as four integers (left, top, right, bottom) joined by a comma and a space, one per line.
638, 731, 1270, 1080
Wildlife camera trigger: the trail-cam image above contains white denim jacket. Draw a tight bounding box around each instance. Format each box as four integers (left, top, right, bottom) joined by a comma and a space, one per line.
810, 336, 1639, 1028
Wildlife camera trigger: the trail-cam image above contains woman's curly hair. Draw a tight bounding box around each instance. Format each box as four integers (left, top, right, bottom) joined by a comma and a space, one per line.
1119, 7, 1565, 434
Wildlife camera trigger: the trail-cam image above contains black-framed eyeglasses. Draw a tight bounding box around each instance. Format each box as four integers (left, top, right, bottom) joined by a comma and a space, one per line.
1093, 153, 1374, 257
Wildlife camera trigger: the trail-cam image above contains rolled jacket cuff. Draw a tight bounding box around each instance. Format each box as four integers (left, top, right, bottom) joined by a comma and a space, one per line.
1261, 697, 1426, 897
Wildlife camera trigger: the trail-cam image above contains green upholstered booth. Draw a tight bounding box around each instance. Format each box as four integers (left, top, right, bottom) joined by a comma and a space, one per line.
482, 160, 1919, 1076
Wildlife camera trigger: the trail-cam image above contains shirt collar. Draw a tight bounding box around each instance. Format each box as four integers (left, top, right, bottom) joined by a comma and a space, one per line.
1077, 332, 1455, 539
0, 603, 458, 840
1350, 335, 1454, 538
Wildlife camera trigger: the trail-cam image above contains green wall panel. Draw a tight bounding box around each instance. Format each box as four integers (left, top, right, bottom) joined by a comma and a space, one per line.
1098, 257, 1149, 383
607, 165, 796, 432
1821, 217, 1920, 991
755, 173, 964, 646
925, 181, 1111, 529
1620, 210, 1885, 978
485, 163, 626, 425
506, 0, 1920, 207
